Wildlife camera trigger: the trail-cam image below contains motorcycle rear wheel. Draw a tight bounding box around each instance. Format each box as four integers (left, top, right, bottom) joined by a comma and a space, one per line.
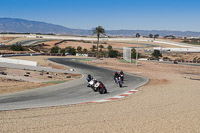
99, 87, 107, 94
119, 83, 122, 88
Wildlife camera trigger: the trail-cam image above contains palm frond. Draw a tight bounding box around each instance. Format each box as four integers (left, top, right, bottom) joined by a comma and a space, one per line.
92, 26, 106, 36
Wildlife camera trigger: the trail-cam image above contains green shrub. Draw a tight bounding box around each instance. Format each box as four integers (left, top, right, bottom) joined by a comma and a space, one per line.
107, 45, 112, 51
77, 46, 82, 53
60, 49, 66, 55
152, 50, 162, 58
50, 46, 59, 53
11, 44, 24, 51
131, 48, 141, 59
108, 50, 118, 58
66, 46, 76, 55
163, 57, 170, 60
83, 48, 88, 54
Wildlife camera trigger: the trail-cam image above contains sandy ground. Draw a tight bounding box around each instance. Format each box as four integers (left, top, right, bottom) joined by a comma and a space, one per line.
0, 67, 81, 95
0, 57, 200, 133
0, 37, 16, 44
107, 40, 185, 48
52, 40, 184, 50
0, 75, 49, 95
43, 39, 184, 52
0, 56, 81, 95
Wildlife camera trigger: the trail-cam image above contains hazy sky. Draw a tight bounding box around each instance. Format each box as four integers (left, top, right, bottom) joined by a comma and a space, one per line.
0, 0, 200, 31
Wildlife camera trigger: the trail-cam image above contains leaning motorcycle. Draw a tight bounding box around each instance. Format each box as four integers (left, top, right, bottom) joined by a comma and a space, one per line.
94, 81, 107, 94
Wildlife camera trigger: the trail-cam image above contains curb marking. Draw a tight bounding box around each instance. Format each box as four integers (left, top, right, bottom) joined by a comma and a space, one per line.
81, 89, 138, 104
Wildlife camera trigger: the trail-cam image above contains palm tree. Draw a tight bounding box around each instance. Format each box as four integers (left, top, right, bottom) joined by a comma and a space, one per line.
93, 26, 106, 59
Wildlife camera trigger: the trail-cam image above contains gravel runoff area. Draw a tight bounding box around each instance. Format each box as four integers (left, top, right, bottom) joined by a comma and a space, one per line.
0, 56, 81, 94
1, 58, 200, 133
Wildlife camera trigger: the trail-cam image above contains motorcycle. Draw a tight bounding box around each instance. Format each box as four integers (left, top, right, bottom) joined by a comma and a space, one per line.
115, 76, 123, 87
87, 79, 107, 94
88, 79, 96, 91
95, 81, 107, 94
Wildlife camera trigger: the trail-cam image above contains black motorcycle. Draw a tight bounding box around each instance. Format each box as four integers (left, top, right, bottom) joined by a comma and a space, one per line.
114, 76, 123, 87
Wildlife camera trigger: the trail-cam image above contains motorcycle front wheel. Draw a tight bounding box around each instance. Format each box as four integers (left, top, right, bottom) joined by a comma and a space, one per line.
91, 86, 97, 92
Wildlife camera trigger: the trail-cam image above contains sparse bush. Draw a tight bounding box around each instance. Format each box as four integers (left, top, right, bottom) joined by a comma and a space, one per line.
99, 45, 104, 52
152, 50, 162, 58
66, 46, 76, 55
131, 48, 141, 59
83, 48, 88, 54
107, 45, 112, 51
11, 44, 24, 51
60, 49, 66, 55
50, 46, 59, 53
77, 46, 82, 53
90, 45, 96, 53
163, 57, 170, 60
108, 50, 118, 58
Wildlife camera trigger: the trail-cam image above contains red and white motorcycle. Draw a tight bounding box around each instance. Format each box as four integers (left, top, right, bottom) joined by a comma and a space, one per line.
88, 79, 107, 94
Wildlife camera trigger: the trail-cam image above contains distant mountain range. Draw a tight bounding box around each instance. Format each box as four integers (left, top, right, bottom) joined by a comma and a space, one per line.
0, 18, 200, 37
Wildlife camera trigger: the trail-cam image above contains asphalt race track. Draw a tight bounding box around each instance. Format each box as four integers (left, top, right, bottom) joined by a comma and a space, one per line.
0, 58, 148, 111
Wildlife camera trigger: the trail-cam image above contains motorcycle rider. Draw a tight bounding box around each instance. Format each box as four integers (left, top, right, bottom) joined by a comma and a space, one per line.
86, 74, 93, 87
86, 74, 93, 82
93, 79, 98, 84
119, 70, 124, 83
119, 70, 124, 75
114, 72, 119, 83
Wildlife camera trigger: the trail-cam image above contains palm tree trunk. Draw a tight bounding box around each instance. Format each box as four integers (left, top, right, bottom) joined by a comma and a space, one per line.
96, 34, 99, 59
